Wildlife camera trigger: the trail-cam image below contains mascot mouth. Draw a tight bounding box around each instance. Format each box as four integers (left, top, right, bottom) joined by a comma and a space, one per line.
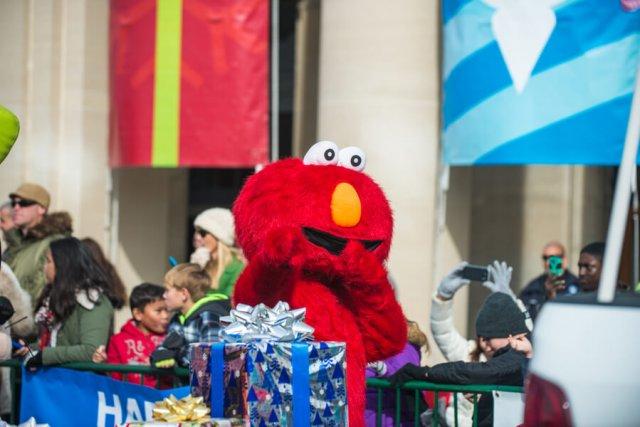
302, 227, 383, 255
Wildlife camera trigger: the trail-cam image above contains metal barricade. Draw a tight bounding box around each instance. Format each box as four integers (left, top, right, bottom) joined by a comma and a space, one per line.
366, 377, 523, 427
0, 360, 522, 426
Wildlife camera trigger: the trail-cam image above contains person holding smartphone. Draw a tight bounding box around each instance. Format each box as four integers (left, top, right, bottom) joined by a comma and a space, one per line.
430, 259, 531, 427
519, 241, 579, 322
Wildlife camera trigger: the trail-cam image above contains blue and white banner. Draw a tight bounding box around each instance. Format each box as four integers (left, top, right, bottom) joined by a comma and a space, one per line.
442, 0, 640, 165
20, 367, 189, 427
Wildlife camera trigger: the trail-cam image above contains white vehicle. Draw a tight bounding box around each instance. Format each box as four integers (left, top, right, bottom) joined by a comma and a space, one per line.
524, 292, 640, 425
523, 64, 640, 426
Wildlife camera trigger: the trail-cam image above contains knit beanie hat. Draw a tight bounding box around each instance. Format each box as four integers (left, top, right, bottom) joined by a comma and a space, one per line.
194, 208, 236, 247
475, 292, 528, 338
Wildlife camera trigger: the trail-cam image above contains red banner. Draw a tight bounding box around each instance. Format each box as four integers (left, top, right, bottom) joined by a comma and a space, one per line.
109, 0, 269, 168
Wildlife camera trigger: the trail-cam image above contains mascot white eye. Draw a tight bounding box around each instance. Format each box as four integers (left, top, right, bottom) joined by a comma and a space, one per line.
303, 141, 339, 166
338, 146, 366, 172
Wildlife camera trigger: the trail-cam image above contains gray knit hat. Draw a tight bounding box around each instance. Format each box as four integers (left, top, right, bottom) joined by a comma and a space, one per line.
475, 292, 528, 338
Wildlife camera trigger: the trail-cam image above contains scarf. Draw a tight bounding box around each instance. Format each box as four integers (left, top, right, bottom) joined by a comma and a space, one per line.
35, 297, 58, 348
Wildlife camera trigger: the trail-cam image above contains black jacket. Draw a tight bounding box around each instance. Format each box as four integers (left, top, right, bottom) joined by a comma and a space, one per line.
519, 270, 579, 322
426, 345, 526, 386
426, 346, 528, 426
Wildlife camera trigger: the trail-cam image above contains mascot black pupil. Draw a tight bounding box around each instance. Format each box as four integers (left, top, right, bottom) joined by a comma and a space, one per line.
351, 156, 362, 167
324, 149, 335, 161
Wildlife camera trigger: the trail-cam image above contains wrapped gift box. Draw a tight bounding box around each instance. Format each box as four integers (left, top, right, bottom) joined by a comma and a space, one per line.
189, 302, 348, 426
122, 418, 244, 427
121, 420, 240, 427
190, 341, 347, 426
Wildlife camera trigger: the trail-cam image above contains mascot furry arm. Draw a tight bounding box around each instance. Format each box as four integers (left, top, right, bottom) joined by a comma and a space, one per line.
233, 142, 407, 427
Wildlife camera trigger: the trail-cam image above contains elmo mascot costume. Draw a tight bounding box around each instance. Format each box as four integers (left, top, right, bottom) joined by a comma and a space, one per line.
233, 141, 407, 426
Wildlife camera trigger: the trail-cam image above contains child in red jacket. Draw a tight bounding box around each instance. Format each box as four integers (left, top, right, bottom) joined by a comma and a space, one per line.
93, 283, 169, 387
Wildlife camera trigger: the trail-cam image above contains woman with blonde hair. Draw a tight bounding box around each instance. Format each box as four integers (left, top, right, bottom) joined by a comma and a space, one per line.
190, 208, 245, 297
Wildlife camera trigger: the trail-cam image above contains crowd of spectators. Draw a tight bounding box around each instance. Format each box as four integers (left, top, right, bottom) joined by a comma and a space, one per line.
0, 181, 633, 425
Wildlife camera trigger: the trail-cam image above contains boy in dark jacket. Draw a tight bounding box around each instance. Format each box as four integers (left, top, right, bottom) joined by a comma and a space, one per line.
151, 263, 230, 367
391, 293, 532, 426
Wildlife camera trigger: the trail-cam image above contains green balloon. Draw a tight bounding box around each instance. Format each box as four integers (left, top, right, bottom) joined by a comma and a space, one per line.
0, 104, 19, 163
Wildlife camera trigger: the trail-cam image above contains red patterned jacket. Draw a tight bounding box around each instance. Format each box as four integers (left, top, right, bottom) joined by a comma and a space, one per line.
106, 319, 166, 388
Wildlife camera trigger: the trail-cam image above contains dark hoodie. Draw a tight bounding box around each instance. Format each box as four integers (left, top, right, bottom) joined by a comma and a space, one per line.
3, 212, 73, 301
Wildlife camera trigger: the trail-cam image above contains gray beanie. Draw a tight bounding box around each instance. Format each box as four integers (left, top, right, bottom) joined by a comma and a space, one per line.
475, 292, 528, 338
194, 208, 236, 247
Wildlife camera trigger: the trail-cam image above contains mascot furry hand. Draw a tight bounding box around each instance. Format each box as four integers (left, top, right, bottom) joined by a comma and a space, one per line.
233, 141, 407, 427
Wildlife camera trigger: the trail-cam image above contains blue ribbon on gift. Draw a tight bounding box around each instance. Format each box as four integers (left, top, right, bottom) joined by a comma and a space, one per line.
292, 343, 311, 427
210, 342, 225, 418
209, 341, 311, 425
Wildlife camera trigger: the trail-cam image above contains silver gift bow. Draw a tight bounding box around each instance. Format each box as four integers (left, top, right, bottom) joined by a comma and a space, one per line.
219, 301, 315, 342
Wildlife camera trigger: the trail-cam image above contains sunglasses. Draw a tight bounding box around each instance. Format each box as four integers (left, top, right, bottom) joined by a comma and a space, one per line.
542, 254, 563, 261
195, 228, 210, 238
11, 199, 37, 208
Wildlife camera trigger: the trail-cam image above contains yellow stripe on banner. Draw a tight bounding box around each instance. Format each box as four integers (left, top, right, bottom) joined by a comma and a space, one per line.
152, 0, 183, 167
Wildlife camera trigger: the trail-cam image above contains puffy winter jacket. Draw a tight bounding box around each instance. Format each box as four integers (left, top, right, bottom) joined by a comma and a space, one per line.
0, 261, 35, 338
41, 291, 113, 365
3, 212, 72, 302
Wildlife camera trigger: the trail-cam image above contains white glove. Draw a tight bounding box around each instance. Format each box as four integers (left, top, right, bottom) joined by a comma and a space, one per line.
483, 260, 516, 300
367, 361, 387, 376
437, 262, 470, 300
190, 247, 211, 268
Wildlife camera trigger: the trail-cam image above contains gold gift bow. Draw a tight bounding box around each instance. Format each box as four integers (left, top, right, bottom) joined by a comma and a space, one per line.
152, 394, 211, 422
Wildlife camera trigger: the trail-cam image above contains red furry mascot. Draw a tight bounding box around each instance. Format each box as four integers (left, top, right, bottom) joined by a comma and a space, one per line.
232, 141, 407, 426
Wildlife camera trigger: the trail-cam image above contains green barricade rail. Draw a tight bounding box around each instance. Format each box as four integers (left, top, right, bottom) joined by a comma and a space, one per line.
367, 377, 523, 427
0, 359, 523, 426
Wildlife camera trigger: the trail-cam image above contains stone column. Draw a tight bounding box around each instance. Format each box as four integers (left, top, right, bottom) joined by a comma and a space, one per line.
0, 0, 191, 329
292, 0, 320, 156
317, 0, 442, 355
0, 0, 110, 242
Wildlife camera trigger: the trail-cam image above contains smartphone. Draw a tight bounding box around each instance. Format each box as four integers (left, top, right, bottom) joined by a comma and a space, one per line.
460, 265, 489, 282
548, 255, 564, 277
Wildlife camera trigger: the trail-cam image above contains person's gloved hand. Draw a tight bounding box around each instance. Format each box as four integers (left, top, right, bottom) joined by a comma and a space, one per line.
388, 363, 429, 387
150, 332, 184, 368
367, 361, 388, 377
483, 260, 515, 300
150, 348, 176, 369
24, 350, 43, 370
437, 262, 470, 300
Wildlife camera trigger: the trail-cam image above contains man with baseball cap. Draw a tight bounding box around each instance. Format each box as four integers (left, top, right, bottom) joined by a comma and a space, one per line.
2, 183, 72, 301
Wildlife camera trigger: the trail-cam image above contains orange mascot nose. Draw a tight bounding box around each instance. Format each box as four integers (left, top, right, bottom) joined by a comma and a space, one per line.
331, 182, 361, 227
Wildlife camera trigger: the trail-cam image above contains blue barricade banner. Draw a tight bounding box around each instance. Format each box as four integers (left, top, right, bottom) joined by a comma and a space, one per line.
442, 0, 640, 165
20, 367, 189, 427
